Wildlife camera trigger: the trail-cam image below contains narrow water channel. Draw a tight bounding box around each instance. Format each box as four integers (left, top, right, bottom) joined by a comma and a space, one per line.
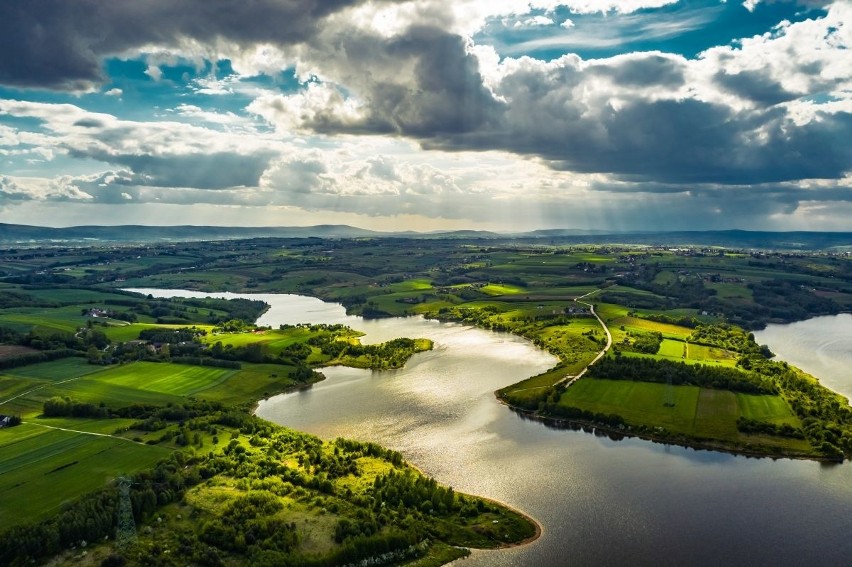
133, 290, 852, 566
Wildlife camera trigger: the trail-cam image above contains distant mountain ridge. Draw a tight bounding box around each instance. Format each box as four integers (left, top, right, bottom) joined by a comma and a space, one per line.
1, 223, 851, 250
0, 223, 380, 242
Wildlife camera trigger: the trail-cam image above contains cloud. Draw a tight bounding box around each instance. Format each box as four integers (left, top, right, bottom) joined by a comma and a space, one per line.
0, 0, 379, 90
558, 0, 680, 14
0, 174, 94, 203
258, 4, 851, 186
514, 16, 555, 27
261, 26, 503, 138
0, 1, 705, 92
0, 100, 280, 191
1, 0, 850, 232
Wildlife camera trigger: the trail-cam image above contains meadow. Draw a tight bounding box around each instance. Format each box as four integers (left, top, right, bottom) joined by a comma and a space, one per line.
558, 379, 811, 454
0, 423, 169, 530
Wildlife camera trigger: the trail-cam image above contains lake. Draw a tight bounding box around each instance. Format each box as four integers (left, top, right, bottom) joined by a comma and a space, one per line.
132, 290, 852, 566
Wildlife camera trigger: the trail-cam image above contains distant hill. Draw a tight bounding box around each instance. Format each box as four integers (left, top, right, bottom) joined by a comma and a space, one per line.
515, 230, 852, 250
1, 223, 851, 250
0, 223, 380, 243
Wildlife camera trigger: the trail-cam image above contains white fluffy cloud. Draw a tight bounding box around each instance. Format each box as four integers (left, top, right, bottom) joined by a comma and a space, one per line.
0, 0, 849, 231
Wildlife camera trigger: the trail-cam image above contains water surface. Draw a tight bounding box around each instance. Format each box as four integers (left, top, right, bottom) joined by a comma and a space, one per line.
136, 290, 852, 566
755, 313, 852, 399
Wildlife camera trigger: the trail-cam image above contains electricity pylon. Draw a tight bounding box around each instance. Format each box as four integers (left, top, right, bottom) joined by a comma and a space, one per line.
116, 476, 137, 549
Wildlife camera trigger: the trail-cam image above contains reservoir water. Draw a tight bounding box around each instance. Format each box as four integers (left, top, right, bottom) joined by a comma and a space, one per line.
132, 290, 852, 566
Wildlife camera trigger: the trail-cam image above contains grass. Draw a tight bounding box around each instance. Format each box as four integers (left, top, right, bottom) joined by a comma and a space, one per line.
618, 339, 738, 368
102, 323, 203, 342
614, 316, 692, 338
499, 365, 570, 406
652, 271, 677, 285
0, 424, 169, 530
389, 279, 433, 292
481, 283, 525, 296
3, 357, 106, 381
28, 416, 141, 434
23, 288, 139, 304
687, 343, 738, 366
0, 375, 42, 405
560, 379, 700, 435
1, 361, 195, 418
737, 393, 800, 426
196, 363, 306, 405
0, 306, 89, 334
706, 282, 753, 300
559, 379, 811, 453
92, 362, 236, 396
202, 327, 323, 352
658, 338, 686, 358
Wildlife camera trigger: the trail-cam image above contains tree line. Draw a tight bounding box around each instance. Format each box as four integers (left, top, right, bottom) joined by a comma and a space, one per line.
588, 356, 778, 395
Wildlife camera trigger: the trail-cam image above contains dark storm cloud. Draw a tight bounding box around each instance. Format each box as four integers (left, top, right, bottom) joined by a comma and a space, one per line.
305, 27, 503, 137
0, 0, 394, 89
586, 54, 686, 87
293, 22, 850, 186
67, 149, 276, 190
532, 99, 852, 184
72, 118, 106, 129
714, 70, 798, 106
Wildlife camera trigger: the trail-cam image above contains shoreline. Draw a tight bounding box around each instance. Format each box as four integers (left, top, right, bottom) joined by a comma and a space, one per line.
497, 396, 838, 463
401, 461, 543, 551
147, 285, 839, 465
251, 393, 544, 555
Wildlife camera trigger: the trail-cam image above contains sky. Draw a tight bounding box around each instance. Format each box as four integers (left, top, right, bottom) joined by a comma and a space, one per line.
0, 0, 850, 233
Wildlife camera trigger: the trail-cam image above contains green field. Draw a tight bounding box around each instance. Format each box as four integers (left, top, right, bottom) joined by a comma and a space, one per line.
102, 323, 198, 342
196, 363, 306, 404
0, 306, 89, 333
481, 283, 525, 295
389, 279, 433, 292
687, 343, 738, 366
658, 338, 686, 358
558, 378, 811, 453
0, 424, 169, 530
3, 357, 107, 381
92, 361, 236, 396
614, 316, 692, 338
202, 327, 321, 352
561, 379, 700, 434
498, 365, 570, 406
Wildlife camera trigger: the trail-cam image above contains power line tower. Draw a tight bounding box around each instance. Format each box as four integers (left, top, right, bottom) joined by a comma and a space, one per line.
116, 476, 137, 550
664, 375, 675, 407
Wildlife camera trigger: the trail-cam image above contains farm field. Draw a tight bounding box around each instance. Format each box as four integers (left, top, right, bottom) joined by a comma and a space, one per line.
0, 306, 90, 334
0, 359, 320, 419
202, 326, 324, 352
92, 362, 236, 396
0, 424, 169, 531
5, 357, 108, 381
195, 363, 306, 405
558, 379, 810, 453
